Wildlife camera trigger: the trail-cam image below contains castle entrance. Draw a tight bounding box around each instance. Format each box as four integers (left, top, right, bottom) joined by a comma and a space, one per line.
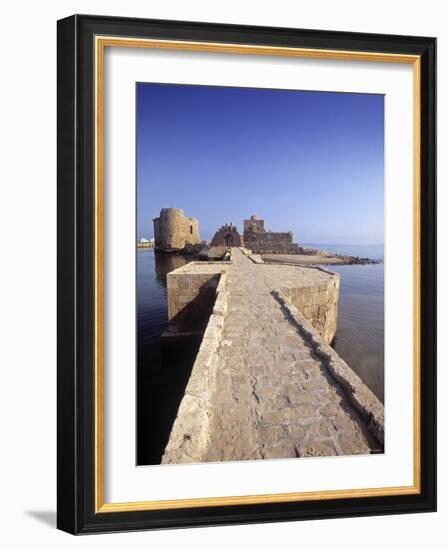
211, 224, 242, 248
224, 234, 234, 247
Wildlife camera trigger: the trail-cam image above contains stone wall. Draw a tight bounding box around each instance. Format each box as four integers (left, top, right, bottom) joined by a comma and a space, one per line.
246, 241, 302, 254
244, 229, 302, 254
153, 207, 200, 251
280, 276, 339, 344
211, 224, 242, 247
243, 214, 265, 233
273, 290, 384, 445
166, 263, 229, 334
244, 231, 293, 244
243, 250, 339, 344
162, 272, 228, 464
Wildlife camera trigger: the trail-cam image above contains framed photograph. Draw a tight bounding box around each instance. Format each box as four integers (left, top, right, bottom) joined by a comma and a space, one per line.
57, 15, 436, 534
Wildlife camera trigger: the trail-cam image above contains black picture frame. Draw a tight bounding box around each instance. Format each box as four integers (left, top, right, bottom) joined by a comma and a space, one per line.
57, 14, 436, 534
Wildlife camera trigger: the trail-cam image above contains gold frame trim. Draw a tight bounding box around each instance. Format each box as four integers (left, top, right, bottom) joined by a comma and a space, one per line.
94, 36, 421, 513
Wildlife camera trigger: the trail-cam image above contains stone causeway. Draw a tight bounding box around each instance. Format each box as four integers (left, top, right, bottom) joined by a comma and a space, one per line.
162, 248, 384, 464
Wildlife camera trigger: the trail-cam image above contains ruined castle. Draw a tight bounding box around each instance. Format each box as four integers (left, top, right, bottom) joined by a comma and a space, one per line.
243, 214, 301, 254
153, 208, 200, 252
209, 214, 301, 254
210, 223, 242, 248
153, 209, 301, 255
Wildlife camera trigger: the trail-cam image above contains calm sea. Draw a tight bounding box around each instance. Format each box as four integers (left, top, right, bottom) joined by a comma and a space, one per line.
137, 250, 198, 465
137, 244, 384, 464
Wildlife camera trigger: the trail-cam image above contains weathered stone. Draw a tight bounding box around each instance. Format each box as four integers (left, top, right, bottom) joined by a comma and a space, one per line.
308, 420, 338, 439
299, 377, 332, 392
260, 410, 290, 425
153, 207, 200, 252
292, 404, 322, 419
283, 385, 313, 406
287, 424, 307, 440
262, 442, 297, 459
163, 395, 209, 453
297, 440, 338, 457
243, 214, 301, 255
337, 432, 372, 455
333, 414, 359, 433
211, 223, 242, 247
259, 424, 288, 445
318, 403, 342, 417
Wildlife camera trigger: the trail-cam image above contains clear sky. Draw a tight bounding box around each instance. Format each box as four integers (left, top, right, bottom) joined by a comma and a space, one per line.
137, 83, 384, 244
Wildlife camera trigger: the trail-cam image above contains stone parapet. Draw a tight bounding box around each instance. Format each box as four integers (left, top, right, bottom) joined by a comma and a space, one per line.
278, 277, 339, 345
273, 290, 384, 446
256, 259, 340, 344
166, 262, 229, 333
162, 272, 228, 464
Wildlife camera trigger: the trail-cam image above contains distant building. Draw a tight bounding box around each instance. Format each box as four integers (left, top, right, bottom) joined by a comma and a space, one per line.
211, 223, 242, 247
243, 214, 301, 254
243, 213, 265, 234
137, 237, 155, 248
153, 208, 200, 252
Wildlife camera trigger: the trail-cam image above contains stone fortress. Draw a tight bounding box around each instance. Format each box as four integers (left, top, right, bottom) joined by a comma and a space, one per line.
243, 214, 302, 254
209, 214, 302, 254
152, 209, 302, 255
153, 208, 200, 252
151, 209, 377, 265
210, 223, 242, 248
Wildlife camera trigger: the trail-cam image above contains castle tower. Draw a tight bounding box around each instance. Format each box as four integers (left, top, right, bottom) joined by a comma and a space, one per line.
153, 208, 200, 252
243, 213, 300, 254
243, 214, 265, 234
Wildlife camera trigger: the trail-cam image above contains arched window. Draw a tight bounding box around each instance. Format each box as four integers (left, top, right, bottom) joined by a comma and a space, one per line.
190, 225, 193, 235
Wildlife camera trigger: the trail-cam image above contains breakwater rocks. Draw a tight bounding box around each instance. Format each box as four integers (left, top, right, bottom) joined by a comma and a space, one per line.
333, 254, 381, 265
262, 252, 381, 267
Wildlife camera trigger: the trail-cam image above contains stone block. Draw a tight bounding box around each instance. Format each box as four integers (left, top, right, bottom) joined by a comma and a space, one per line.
318, 402, 341, 417
308, 420, 338, 439
262, 441, 297, 459
287, 424, 307, 440
337, 431, 371, 455
297, 439, 338, 457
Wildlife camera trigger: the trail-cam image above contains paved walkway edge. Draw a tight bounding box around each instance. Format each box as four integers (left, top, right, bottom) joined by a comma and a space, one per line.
162, 272, 228, 464
273, 290, 384, 446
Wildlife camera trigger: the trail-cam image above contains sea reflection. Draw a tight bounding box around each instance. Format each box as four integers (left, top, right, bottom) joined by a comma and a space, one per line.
153, 251, 191, 289
137, 249, 199, 465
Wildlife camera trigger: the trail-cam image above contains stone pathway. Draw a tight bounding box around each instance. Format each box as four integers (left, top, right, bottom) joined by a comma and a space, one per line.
203, 248, 380, 462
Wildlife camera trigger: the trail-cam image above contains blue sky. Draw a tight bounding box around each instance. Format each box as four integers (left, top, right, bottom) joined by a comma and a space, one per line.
137, 83, 384, 244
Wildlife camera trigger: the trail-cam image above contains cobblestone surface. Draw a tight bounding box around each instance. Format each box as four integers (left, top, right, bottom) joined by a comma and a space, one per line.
203, 249, 381, 461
